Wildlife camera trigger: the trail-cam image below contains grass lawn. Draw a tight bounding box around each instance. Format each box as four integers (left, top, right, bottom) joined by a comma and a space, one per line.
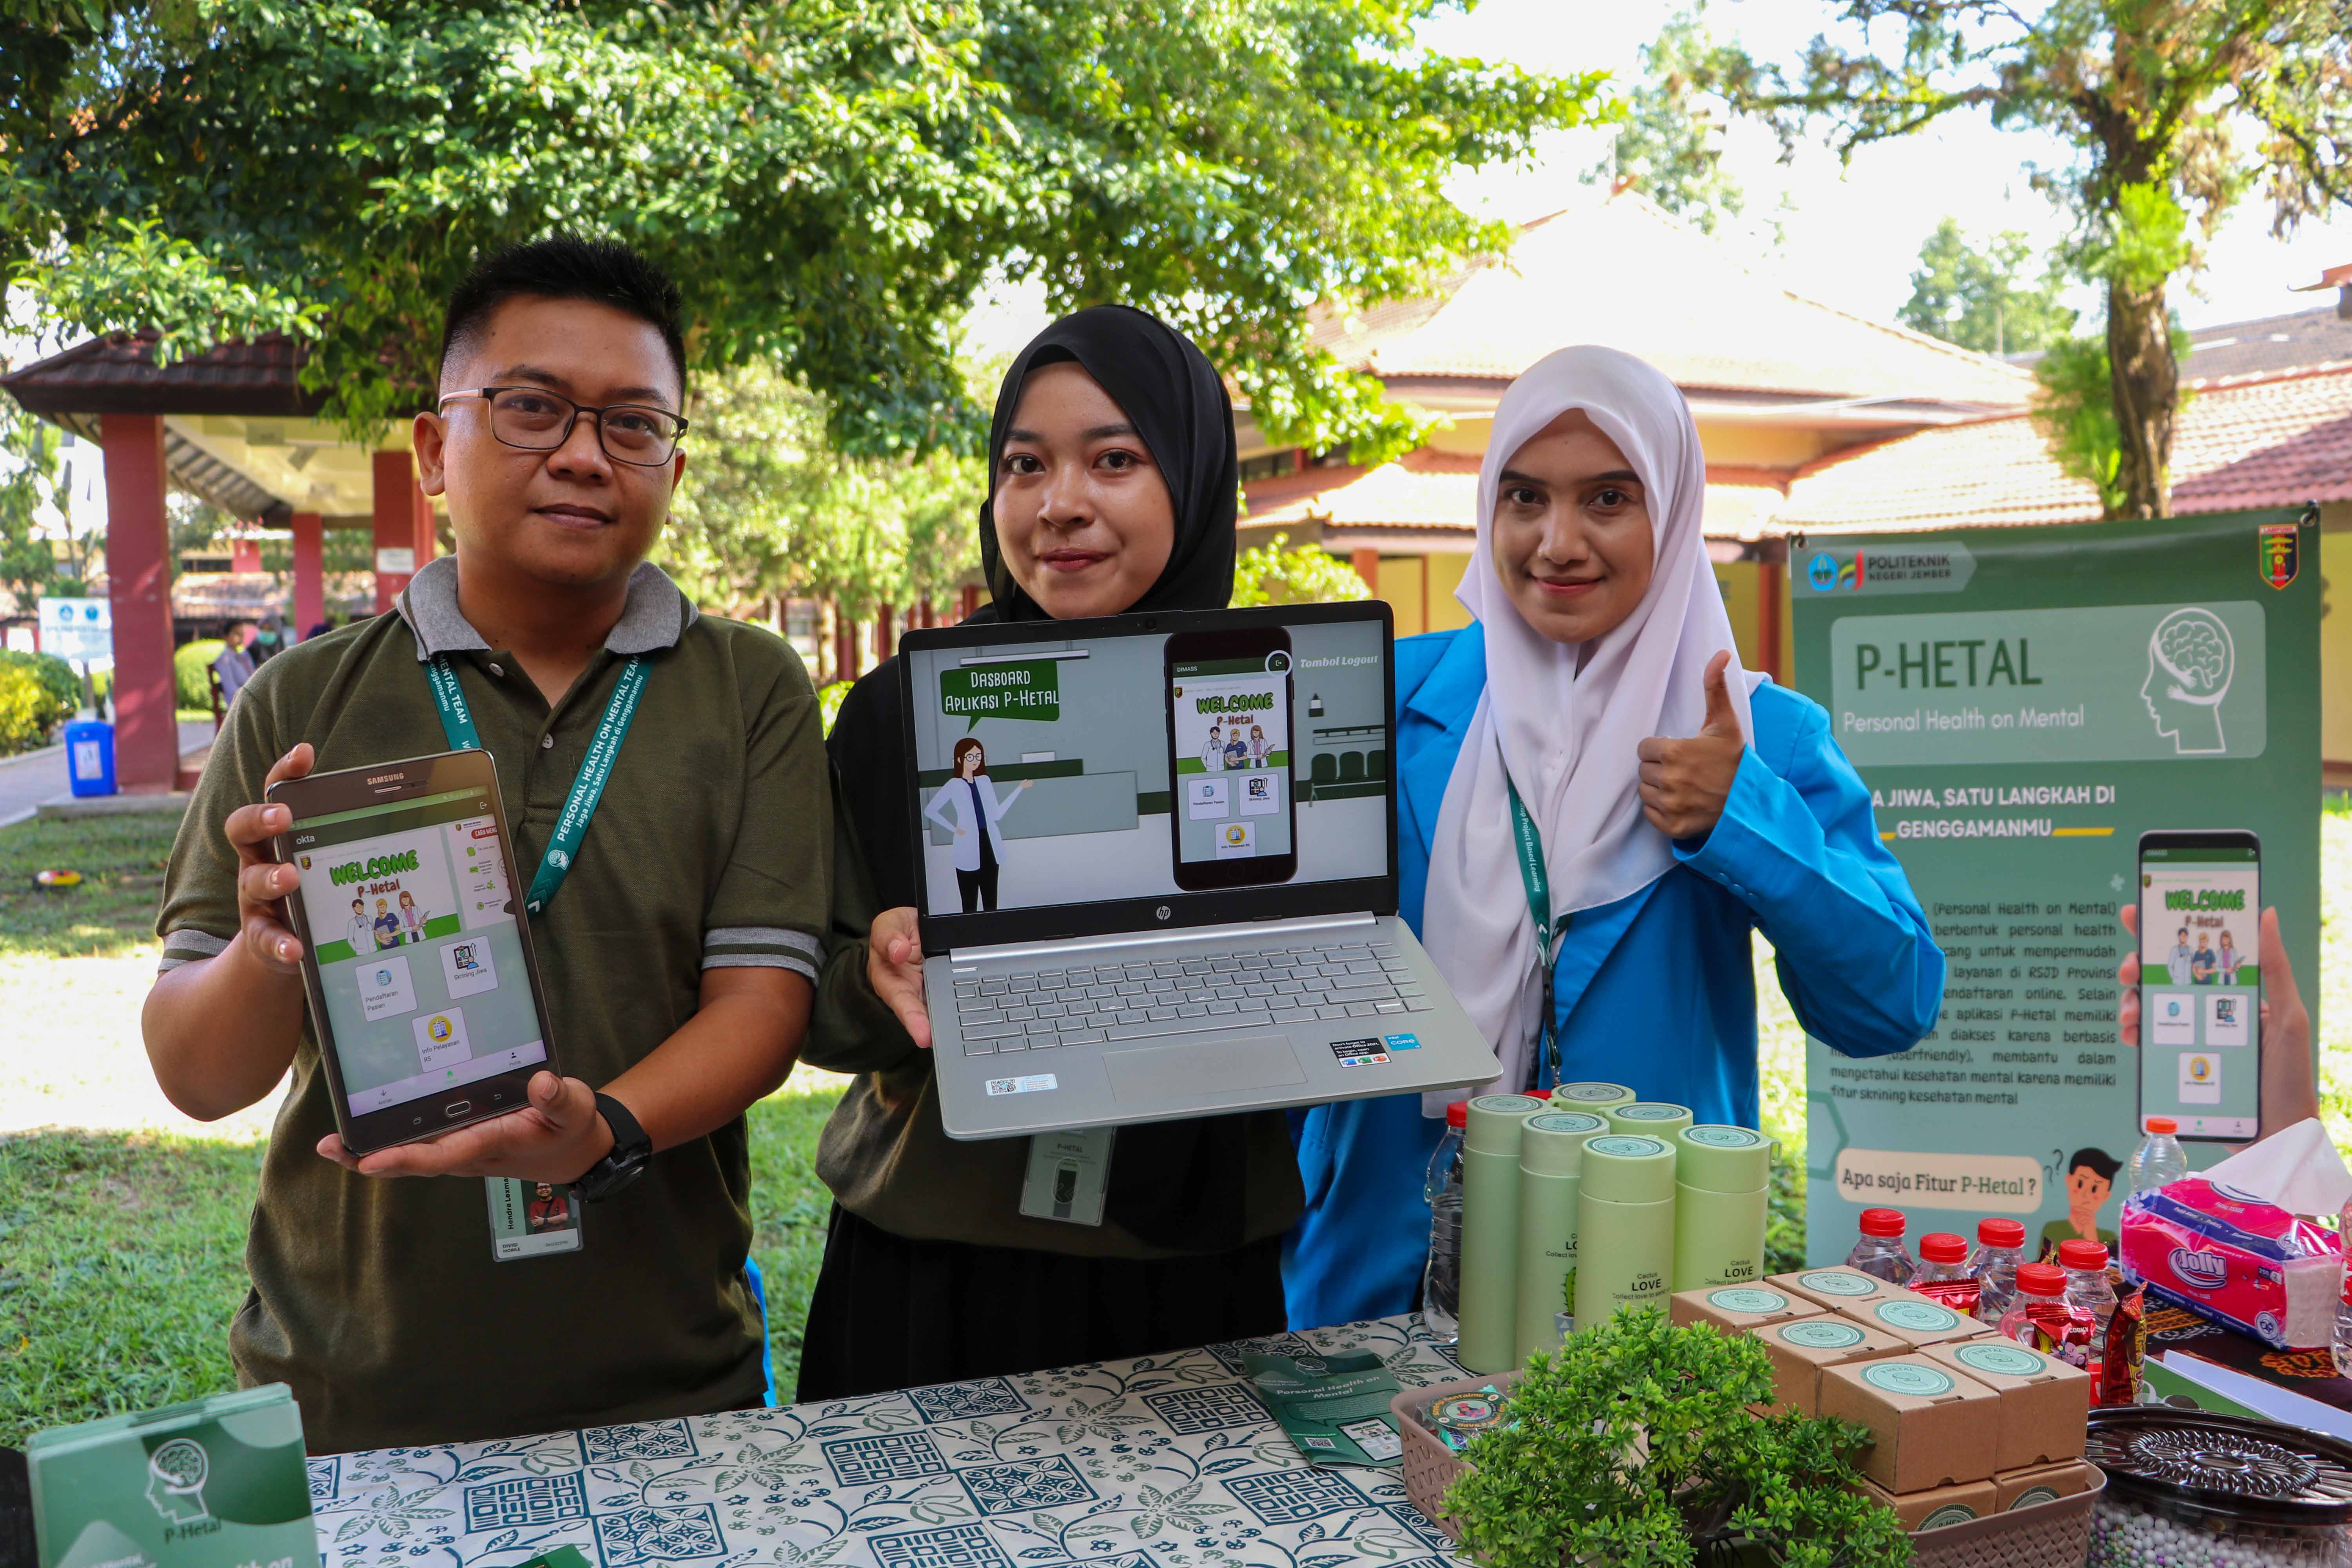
0, 814, 181, 961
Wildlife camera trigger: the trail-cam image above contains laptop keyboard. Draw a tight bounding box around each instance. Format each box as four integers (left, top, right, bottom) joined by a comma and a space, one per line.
950, 939, 1432, 1054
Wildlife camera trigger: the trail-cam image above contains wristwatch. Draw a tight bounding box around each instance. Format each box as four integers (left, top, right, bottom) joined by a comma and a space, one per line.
575, 1092, 652, 1202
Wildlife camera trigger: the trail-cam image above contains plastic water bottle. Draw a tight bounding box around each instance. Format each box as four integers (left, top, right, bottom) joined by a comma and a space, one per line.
2127, 1116, 2190, 1197
1909, 1232, 1979, 1315
2000, 1262, 2093, 1364
1421, 1101, 1468, 1343
1967, 1217, 2029, 1324
2058, 1238, 2119, 1392
1845, 1207, 1916, 1284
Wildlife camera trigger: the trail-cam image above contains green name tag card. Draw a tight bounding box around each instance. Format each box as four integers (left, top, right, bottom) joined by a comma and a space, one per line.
28, 1384, 315, 1568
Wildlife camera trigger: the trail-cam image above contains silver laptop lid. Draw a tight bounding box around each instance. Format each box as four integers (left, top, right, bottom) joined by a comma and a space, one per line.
896, 603, 1396, 955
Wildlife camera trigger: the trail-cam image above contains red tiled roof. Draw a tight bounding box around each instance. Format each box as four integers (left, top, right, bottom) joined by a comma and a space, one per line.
1775, 363, 2352, 532
1313, 193, 2034, 410
3, 331, 325, 418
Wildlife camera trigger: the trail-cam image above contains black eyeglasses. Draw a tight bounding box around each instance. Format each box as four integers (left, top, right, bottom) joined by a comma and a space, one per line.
439, 386, 689, 466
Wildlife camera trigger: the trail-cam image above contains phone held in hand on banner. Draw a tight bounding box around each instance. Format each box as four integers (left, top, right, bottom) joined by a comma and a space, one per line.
267, 749, 564, 1157
2136, 830, 2261, 1144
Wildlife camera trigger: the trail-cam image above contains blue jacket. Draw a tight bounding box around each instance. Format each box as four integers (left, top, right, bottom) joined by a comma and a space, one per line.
1283, 626, 1945, 1331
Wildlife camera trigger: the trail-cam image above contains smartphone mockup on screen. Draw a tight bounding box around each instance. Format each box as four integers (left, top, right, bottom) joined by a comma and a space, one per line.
1165, 625, 1298, 890
267, 750, 561, 1156
2137, 829, 2261, 1144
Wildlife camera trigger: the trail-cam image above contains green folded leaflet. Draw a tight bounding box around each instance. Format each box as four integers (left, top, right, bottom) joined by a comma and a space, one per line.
1240, 1351, 1405, 1468
28, 1385, 316, 1568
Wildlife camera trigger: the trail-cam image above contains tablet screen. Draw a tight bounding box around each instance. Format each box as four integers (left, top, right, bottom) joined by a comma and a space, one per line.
286, 785, 546, 1118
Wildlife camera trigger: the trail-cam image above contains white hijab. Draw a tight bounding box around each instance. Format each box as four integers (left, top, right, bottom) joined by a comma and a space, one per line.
1421, 345, 1759, 1111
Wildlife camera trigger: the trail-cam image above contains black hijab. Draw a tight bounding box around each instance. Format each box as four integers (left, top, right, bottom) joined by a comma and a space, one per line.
970, 304, 1238, 622
827, 305, 1257, 1255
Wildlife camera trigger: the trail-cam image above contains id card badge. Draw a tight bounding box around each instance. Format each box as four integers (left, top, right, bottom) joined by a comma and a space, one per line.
1019, 1129, 1115, 1226
486, 1176, 584, 1259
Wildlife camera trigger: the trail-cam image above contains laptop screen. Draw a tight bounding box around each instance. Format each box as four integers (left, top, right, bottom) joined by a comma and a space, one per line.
901, 609, 1390, 921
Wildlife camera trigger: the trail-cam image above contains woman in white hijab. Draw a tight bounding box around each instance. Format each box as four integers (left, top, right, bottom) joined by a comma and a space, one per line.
1283, 346, 1945, 1332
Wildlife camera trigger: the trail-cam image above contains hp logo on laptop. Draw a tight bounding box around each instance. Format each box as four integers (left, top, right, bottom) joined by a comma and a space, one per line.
1156, 906, 1171, 920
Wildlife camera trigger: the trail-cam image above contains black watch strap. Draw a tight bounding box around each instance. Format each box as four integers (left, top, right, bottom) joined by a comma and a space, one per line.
577, 1091, 652, 1202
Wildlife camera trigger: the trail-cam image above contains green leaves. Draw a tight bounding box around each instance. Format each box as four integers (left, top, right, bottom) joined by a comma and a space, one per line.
4, 0, 1604, 459
1441, 1308, 1911, 1568
1230, 532, 1370, 609
1898, 218, 2077, 356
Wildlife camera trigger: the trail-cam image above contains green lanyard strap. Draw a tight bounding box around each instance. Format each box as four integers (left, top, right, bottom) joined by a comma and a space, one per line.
1505, 778, 1569, 1093
423, 651, 650, 916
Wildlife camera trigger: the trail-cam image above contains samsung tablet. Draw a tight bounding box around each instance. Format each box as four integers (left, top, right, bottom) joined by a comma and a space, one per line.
267, 749, 562, 1155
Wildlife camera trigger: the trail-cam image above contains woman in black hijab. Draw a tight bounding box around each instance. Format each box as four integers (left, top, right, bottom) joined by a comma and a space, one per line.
797, 306, 1301, 1401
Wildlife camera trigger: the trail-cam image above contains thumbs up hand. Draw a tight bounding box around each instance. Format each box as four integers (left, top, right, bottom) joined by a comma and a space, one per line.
1635, 650, 1745, 843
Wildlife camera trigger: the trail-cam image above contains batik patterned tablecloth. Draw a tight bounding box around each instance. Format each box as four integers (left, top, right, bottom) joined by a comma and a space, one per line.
307, 1316, 1470, 1568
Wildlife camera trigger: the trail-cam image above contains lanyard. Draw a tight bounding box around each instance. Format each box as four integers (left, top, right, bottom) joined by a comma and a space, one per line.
424, 652, 650, 916
1505, 778, 1569, 1092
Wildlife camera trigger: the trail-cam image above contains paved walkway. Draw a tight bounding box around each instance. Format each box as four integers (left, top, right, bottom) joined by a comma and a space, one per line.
0, 717, 215, 826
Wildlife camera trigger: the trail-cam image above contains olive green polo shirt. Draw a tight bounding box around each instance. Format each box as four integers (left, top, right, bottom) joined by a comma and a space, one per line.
156, 555, 828, 1453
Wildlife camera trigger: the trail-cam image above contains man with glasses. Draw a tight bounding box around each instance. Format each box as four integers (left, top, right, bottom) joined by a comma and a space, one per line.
143, 238, 829, 1451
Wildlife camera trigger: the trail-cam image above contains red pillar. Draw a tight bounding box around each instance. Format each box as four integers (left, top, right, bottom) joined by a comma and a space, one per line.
230, 535, 263, 573
373, 450, 416, 612
876, 604, 895, 661
960, 584, 981, 620
412, 477, 436, 565
290, 512, 324, 637
1351, 548, 1381, 593
98, 414, 179, 791
1757, 554, 1786, 685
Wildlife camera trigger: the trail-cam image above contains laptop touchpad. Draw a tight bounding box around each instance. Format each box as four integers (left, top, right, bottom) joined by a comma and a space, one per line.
1104, 1035, 1306, 1102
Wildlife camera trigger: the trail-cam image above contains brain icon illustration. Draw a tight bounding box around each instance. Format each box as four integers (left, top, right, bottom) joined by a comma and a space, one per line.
2156, 610, 2231, 693
151, 1439, 207, 1488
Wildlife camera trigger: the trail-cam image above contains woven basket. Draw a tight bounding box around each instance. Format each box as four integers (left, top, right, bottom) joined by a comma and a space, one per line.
1389, 1376, 2103, 1566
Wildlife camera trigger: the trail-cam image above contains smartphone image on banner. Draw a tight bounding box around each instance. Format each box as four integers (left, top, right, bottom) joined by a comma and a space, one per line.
2136, 829, 2261, 1144
1165, 625, 1298, 890
268, 749, 563, 1157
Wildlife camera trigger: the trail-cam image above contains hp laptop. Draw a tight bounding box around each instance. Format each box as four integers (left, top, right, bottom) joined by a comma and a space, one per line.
897, 601, 1501, 1140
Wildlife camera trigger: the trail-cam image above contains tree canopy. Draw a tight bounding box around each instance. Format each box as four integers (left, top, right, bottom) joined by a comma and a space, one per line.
1898, 218, 2075, 356
1586, 7, 1762, 240
2, 0, 1606, 463
1704, 0, 2352, 518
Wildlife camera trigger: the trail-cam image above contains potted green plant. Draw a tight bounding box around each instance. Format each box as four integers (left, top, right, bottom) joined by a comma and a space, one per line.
1442, 1308, 1913, 1568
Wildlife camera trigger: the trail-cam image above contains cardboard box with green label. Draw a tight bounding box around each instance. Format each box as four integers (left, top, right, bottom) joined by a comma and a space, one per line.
1819, 1355, 2002, 1493
1746, 1314, 1910, 1416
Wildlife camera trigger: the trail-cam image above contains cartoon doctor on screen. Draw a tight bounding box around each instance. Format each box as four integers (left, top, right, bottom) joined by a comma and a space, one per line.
924, 737, 1033, 912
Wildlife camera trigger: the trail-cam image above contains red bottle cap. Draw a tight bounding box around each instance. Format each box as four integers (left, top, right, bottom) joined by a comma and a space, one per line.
1918, 1232, 1968, 1264
2057, 1239, 2111, 1272
1446, 1101, 1468, 1128
2145, 1115, 2178, 1135
1527, 1089, 1552, 1099
1978, 1218, 2027, 1248
2016, 1262, 2067, 1297
1858, 1207, 1906, 1238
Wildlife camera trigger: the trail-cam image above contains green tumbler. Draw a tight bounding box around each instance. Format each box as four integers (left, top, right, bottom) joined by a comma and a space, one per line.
1459, 1092, 1547, 1373
1672, 1125, 1773, 1290
1515, 1111, 1608, 1363
1573, 1133, 1677, 1329
1607, 1101, 1694, 1138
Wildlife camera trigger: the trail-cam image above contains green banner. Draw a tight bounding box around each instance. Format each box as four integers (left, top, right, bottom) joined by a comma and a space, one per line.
1791, 510, 2320, 1264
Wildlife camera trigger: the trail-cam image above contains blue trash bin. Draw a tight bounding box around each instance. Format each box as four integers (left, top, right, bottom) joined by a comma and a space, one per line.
64, 719, 116, 798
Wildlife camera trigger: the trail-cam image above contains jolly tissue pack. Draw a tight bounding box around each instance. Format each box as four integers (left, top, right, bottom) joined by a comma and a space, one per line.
27, 1385, 316, 1568
2118, 1117, 2349, 1350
